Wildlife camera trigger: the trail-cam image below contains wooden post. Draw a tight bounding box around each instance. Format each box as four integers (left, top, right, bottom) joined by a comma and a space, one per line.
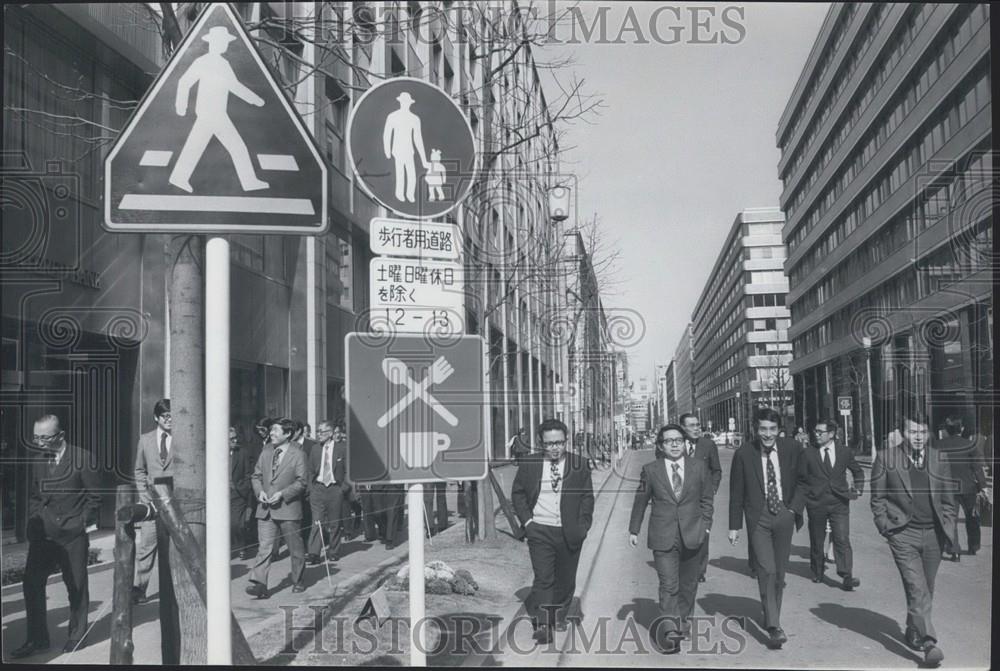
110, 486, 136, 665
155, 480, 181, 665
149, 483, 256, 664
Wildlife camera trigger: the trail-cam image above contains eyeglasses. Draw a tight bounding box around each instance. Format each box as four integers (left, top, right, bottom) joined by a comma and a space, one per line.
813, 429, 832, 434
157, 414, 172, 420
33, 432, 62, 442
660, 438, 685, 445
542, 440, 566, 448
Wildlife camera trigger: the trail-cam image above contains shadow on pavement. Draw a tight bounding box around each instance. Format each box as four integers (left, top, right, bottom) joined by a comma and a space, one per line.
616, 597, 660, 631
789, 543, 811, 560
708, 555, 756, 578
427, 611, 503, 666
810, 602, 923, 665
696, 593, 770, 648
231, 564, 250, 581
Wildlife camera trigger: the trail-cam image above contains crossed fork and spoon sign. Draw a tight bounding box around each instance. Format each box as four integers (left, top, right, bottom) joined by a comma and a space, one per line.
376, 356, 458, 428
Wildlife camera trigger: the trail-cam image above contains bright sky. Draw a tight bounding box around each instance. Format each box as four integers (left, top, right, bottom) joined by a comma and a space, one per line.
538, 2, 830, 381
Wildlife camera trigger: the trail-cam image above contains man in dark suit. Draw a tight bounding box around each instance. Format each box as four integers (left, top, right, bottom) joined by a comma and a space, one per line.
12, 414, 101, 658
246, 418, 308, 598
678, 413, 722, 583
511, 418, 595, 645
306, 419, 350, 564
629, 424, 714, 654
937, 415, 987, 558
797, 418, 864, 589
230, 426, 256, 560
132, 398, 173, 605
728, 407, 805, 650
871, 410, 958, 667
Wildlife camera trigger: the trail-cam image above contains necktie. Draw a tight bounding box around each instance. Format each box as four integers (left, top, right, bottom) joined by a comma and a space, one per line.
272, 447, 282, 474
322, 444, 334, 485
159, 432, 168, 466
671, 462, 683, 496
688, 441, 696, 458
765, 449, 781, 515
913, 450, 923, 469
550, 459, 561, 493
823, 447, 832, 471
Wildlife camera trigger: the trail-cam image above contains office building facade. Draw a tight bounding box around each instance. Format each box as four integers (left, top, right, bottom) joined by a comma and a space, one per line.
777, 3, 991, 444
691, 208, 793, 436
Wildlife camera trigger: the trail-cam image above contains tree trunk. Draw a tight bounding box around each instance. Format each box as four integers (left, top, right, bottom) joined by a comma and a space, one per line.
110, 486, 136, 665
167, 234, 207, 664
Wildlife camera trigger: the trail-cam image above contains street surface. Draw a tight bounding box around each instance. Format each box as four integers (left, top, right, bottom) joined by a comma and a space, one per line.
540, 447, 992, 668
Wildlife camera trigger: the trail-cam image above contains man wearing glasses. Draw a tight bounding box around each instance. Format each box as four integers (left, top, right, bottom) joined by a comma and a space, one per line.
795, 418, 864, 589
511, 419, 595, 645
629, 424, 715, 654
306, 419, 350, 564
678, 413, 722, 583
11, 414, 101, 658
132, 398, 173, 605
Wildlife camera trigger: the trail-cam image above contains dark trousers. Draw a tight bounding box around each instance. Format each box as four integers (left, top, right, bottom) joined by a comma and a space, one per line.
250, 518, 305, 588
524, 523, 582, 628
748, 508, 794, 629
365, 486, 404, 543
697, 534, 710, 579
807, 500, 852, 578
23, 534, 89, 644
955, 491, 981, 552
423, 482, 449, 534
231, 500, 249, 555
887, 525, 944, 643
360, 487, 379, 541
307, 482, 347, 557
652, 542, 702, 635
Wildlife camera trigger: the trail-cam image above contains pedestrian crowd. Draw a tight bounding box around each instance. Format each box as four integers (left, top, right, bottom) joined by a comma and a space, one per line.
9, 401, 991, 667
512, 407, 990, 667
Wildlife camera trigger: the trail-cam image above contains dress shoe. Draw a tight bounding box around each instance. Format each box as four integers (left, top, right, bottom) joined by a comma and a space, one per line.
698, 575, 706, 583
967, 547, 978, 556
658, 635, 680, 655
841, 576, 860, 591
766, 627, 787, 649
363, 535, 377, 543
946, 552, 960, 562
245, 581, 267, 599
292, 583, 306, 594
306, 553, 322, 566
924, 644, 944, 666
131, 586, 148, 605
239, 550, 254, 560
62, 639, 83, 653
10, 640, 50, 659
385, 542, 395, 551
532, 624, 552, 644
904, 626, 923, 651
811, 574, 824, 584
326, 551, 340, 562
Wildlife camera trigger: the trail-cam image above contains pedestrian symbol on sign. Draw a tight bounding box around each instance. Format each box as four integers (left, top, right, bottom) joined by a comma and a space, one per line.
169, 26, 268, 194
103, 3, 327, 234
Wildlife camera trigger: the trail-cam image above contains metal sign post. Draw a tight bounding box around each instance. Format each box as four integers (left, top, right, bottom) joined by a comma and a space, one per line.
205, 237, 231, 664
408, 484, 426, 666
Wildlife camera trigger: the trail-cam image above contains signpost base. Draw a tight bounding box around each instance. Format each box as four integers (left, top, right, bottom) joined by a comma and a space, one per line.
408, 484, 425, 667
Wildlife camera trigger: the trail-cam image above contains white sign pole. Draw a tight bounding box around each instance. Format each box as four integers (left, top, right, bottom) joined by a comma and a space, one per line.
408, 483, 426, 666
205, 237, 232, 664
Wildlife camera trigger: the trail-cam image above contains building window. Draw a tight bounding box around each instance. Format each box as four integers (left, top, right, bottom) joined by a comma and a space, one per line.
326, 231, 352, 310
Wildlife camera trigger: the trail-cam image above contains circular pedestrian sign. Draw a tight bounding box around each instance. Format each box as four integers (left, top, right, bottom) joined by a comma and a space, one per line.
347, 77, 478, 220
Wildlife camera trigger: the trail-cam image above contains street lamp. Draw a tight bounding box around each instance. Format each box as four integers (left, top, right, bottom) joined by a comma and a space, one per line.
862, 336, 877, 461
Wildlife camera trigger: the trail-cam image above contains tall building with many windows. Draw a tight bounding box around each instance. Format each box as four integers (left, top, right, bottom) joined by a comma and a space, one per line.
777, 3, 991, 445
691, 208, 793, 435
671, 323, 695, 417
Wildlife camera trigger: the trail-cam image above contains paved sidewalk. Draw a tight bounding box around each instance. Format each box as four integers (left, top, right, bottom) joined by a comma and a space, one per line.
0, 464, 525, 664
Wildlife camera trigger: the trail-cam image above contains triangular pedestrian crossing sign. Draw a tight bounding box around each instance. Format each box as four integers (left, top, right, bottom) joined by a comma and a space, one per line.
103, 3, 327, 234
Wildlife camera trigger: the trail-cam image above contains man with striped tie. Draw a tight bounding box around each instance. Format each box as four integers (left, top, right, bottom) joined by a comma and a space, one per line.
306, 419, 350, 564
511, 419, 594, 645
728, 407, 805, 650
132, 398, 173, 605
629, 424, 715, 654
246, 418, 308, 598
